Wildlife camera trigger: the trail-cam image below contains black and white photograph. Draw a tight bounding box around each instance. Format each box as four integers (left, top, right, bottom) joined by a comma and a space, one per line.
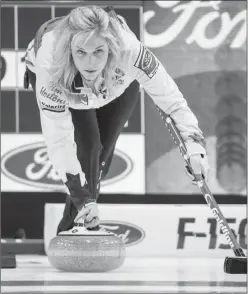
1, 0, 247, 293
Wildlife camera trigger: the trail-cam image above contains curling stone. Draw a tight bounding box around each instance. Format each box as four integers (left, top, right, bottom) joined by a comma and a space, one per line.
47, 224, 125, 272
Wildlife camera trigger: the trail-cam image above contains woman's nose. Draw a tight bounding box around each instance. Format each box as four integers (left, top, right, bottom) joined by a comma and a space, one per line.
86, 54, 96, 67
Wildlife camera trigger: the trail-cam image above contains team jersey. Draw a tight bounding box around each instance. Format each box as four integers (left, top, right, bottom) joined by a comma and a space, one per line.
25, 18, 206, 184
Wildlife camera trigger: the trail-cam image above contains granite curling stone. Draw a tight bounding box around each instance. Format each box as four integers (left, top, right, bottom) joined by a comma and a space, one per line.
47, 225, 126, 272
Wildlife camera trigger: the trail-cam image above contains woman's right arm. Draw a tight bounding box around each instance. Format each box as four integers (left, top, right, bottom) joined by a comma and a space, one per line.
36, 71, 82, 184
36, 65, 89, 204
34, 33, 95, 209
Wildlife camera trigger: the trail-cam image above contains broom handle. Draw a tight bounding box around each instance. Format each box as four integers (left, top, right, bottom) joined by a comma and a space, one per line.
157, 107, 245, 257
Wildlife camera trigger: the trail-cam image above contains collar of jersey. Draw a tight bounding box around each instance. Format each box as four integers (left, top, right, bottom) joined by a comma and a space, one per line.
72, 71, 106, 94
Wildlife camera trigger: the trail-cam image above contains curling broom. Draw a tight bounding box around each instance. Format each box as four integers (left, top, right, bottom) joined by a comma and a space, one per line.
156, 107, 247, 274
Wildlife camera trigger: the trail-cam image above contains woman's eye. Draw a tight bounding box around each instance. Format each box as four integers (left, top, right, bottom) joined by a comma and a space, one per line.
95, 49, 103, 54
77, 50, 86, 55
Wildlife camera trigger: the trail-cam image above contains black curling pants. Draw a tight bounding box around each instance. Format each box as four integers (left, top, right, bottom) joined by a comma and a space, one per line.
26, 68, 139, 233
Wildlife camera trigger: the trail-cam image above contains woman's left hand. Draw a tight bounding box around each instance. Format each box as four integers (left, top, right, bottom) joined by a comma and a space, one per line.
185, 153, 210, 183
184, 135, 210, 184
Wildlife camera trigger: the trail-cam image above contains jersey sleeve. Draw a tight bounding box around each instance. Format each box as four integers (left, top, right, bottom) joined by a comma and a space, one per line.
126, 35, 206, 152
35, 32, 85, 184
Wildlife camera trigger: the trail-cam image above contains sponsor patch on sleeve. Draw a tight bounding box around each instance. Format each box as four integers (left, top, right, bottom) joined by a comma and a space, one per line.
40, 101, 66, 113
134, 44, 159, 79
38, 86, 67, 112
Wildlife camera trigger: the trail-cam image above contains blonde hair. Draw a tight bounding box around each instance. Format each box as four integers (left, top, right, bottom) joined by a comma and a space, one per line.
48, 6, 128, 94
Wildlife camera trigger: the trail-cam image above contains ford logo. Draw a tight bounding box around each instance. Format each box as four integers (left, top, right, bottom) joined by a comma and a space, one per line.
99, 221, 145, 246
1, 142, 133, 190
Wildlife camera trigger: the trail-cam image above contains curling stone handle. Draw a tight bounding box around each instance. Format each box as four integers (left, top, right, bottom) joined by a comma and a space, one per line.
87, 225, 100, 231
74, 217, 85, 227
74, 212, 101, 230
75, 221, 101, 231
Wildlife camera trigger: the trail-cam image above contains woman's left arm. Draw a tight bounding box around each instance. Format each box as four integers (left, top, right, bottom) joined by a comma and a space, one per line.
125, 35, 210, 181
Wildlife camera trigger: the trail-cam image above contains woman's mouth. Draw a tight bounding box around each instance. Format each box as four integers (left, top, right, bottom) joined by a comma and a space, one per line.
85, 70, 97, 73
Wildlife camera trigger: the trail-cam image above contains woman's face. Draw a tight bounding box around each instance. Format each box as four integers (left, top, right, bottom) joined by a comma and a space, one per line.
71, 31, 109, 81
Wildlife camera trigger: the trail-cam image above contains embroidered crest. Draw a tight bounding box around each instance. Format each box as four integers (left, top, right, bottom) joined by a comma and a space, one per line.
134, 44, 159, 79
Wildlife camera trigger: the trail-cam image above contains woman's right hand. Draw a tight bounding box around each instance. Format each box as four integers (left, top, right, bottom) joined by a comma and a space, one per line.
74, 202, 100, 229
